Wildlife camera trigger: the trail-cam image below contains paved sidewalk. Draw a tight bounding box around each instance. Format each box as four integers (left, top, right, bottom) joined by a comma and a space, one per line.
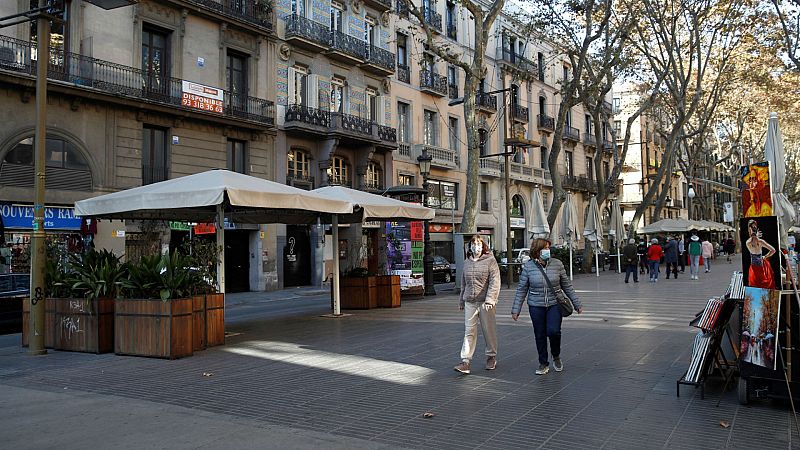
1, 256, 797, 449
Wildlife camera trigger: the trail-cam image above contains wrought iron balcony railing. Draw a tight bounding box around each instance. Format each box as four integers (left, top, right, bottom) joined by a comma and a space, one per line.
396, 0, 409, 17
330, 29, 367, 61
285, 104, 331, 127
396, 63, 410, 83
364, 45, 395, 73
362, 179, 385, 191
419, 69, 448, 96
512, 104, 529, 122
188, 0, 273, 31
363, 0, 392, 11
501, 49, 537, 74
0, 35, 275, 125
562, 125, 580, 142
285, 105, 396, 143
537, 114, 555, 131
562, 175, 597, 193
331, 111, 373, 136
582, 132, 597, 148
448, 83, 458, 99
378, 124, 397, 142
476, 92, 497, 112
423, 7, 443, 33
285, 14, 331, 48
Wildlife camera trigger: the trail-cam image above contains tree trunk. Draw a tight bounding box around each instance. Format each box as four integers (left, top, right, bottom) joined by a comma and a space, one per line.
459, 74, 480, 234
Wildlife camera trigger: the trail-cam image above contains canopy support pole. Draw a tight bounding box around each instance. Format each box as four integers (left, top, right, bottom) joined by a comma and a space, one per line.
569, 242, 573, 280
332, 214, 341, 316
216, 203, 225, 294
595, 240, 600, 277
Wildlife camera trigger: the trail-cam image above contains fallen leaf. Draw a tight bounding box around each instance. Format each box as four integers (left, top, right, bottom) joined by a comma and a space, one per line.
423, 412, 435, 418
719, 420, 730, 428
203, 372, 214, 377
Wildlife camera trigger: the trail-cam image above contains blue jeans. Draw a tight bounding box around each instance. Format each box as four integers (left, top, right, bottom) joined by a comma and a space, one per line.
529, 305, 562, 365
690, 255, 700, 277
649, 260, 660, 279
625, 263, 638, 282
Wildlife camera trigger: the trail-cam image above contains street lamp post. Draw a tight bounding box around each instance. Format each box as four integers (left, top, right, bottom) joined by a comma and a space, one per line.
687, 183, 696, 220
0, 0, 135, 356
417, 148, 436, 296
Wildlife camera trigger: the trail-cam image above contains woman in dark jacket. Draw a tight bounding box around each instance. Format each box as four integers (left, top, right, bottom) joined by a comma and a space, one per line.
511, 239, 583, 375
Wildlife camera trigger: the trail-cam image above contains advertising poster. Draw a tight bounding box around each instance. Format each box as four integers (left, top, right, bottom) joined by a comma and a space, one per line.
741, 286, 781, 369
741, 162, 773, 218
740, 216, 780, 290
181, 80, 224, 113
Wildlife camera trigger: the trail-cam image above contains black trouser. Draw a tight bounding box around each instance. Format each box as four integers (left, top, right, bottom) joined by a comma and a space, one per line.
665, 261, 678, 278
639, 255, 648, 273
679, 252, 685, 271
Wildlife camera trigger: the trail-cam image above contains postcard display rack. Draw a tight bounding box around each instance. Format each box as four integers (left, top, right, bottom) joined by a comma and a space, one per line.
677, 273, 741, 399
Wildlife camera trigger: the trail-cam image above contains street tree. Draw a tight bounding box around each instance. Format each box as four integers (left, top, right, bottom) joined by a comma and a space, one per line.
772, 0, 800, 71
400, 0, 506, 234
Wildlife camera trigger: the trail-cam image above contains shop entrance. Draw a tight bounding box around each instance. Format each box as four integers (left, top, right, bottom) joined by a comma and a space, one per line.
224, 230, 251, 293
283, 225, 311, 287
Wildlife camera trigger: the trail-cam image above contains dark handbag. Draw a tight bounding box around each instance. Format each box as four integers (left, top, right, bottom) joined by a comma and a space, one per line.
534, 262, 574, 317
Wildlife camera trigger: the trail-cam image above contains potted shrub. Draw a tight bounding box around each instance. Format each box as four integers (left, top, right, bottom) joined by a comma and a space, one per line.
181, 237, 224, 351
115, 252, 196, 359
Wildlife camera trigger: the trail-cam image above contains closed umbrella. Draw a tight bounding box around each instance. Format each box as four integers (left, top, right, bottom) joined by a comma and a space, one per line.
764, 112, 796, 249
609, 199, 626, 273
550, 191, 581, 280
583, 196, 603, 277
529, 185, 550, 239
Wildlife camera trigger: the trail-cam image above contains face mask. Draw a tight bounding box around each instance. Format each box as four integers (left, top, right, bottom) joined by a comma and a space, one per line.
470, 243, 482, 256
540, 248, 551, 261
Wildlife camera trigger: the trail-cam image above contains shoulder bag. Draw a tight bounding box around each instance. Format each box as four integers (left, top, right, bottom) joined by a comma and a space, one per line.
534, 262, 574, 317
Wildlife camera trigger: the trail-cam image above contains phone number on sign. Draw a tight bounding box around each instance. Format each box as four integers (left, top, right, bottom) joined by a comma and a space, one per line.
181, 94, 223, 113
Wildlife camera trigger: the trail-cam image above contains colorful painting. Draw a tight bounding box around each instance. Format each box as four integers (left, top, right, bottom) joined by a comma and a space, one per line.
740, 216, 780, 290
741, 162, 773, 217
740, 286, 781, 369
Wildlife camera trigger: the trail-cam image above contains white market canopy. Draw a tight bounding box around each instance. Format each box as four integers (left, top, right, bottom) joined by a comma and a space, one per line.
311, 185, 435, 222
637, 218, 734, 234
74, 169, 352, 224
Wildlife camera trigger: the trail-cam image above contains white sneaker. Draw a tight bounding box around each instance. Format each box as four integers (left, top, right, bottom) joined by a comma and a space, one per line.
535, 364, 550, 375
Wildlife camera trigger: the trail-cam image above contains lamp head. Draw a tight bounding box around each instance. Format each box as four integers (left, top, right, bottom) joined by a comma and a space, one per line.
417, 147, 432, 177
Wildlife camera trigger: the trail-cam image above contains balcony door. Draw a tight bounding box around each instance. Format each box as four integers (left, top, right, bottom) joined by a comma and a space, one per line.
142, 26, 170, 100
330, 2, 343, 33
365, 17, 376, 56
226, 51, 248, 112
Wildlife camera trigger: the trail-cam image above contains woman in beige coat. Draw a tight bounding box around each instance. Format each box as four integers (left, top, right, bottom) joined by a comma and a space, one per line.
454, 235, 501, 374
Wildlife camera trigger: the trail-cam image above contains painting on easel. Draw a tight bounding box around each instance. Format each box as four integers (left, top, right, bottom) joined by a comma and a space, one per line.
741, 286, 781, 369
741, 162, 773, 218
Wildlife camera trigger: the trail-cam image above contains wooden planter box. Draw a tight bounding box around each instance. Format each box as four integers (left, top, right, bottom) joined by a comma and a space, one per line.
53, 298, 114, 353
191, 292, 225, 351
115, 297, 193, 359
340, 276, 378, 309
376, 275, 401, 308
22, 297, 56, 349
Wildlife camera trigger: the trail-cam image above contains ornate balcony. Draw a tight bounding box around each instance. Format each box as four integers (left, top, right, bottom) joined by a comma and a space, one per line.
398, 143, 412, 158
602, 139, 615, 154
479, 158, 502, 177
448, 83, 458, 99
363, 0, 392, 12
562, 175, 597, 193
476, 92, 497, 113
396, 63, 410, 83
0, 35, 274, 127
562, 126, 580, 142
502, 161, 535, 183
419, 70, 448, 96
412, 144, 459, 169
284, 105, 396, 148
187, 0, 273, 32
361, 178, 385, 192
286, 173, 315, 189
499, 49, 537, 80
327, 30, 367, 64
512, 104, 528, 123
537, 114, 555, 132
582, 132, 597, 149
423, 7, 443, 33
361, 45, 395, 75
284, 15, 330, 52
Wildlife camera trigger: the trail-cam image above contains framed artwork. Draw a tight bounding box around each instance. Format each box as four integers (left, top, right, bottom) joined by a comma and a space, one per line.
740, 216, 780, 290
741, 162, 773, 217
741, 286, 781, 369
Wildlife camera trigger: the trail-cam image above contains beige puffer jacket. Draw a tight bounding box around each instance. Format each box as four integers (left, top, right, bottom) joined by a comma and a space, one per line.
459, 253, 501, 307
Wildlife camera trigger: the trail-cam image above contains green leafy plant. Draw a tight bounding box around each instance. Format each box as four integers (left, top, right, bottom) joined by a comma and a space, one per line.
157, 251, 198, 301
70, 249, 126, 305
179, 236, 219, 294
120, 254, 162, 299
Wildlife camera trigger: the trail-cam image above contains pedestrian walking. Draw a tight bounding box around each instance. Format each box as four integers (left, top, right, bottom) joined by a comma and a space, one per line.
701, 238, 714, 273
724, 236, 736, 263
637, 240, 649, 275
454, 235, 501, 374
688, 234, 702, 280
622, 238, 639, 283
511, 238, 583, 375
678, 237, 686, 273
647, 238, 663, 282
663, 236, 679, 279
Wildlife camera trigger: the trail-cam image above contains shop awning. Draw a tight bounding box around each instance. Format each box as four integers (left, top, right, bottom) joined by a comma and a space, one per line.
311, 185, 434, 222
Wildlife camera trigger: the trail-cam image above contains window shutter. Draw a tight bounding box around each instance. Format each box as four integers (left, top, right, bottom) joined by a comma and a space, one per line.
308, 74, 319, 109
287, 67, 296, 106
377, 96, 386, 125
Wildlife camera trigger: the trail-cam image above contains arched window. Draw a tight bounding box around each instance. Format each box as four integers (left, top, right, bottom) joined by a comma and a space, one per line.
365, 161, 382, 190
511, 195, 524, 217
1, 135, 92, 191
287, 149, 311, 180
328, 156, 350, 186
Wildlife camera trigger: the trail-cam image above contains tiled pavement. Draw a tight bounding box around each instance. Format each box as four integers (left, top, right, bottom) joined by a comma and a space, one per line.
1, 256, 798, 449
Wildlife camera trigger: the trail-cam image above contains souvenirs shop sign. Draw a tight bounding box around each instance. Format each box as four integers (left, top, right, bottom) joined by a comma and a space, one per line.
0, 204, 82, 230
